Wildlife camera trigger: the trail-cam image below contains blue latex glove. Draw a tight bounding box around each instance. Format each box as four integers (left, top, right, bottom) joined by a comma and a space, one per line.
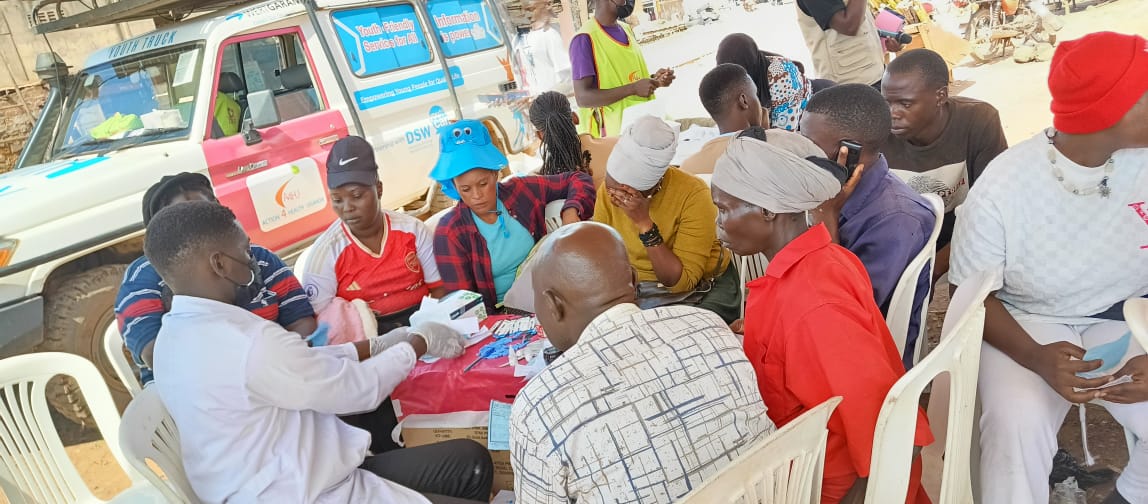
304, 323, 330, 347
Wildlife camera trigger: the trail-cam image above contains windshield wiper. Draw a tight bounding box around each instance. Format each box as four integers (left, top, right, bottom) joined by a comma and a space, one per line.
55, 126, 187, 159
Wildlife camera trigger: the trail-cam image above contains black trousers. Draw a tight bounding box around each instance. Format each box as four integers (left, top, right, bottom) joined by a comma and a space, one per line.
360, 438, 494, 502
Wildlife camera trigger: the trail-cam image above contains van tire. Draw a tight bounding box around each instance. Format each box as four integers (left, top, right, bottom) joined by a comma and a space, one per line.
38, 265, 131, 427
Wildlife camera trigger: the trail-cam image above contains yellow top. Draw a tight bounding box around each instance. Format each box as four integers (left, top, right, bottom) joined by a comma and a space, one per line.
214, 92, 242, 137
593, 167, 730, 293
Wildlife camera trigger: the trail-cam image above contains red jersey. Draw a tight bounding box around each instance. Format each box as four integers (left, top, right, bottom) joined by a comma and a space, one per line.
301, 211, 442, 317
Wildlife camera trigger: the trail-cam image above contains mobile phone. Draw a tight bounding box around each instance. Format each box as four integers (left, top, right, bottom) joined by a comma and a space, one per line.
840, 139, 862, 178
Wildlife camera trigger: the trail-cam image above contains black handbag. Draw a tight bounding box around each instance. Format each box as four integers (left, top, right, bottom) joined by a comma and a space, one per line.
635, 246, 724, 310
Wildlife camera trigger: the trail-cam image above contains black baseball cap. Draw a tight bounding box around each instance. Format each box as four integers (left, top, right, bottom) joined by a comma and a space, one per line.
326, 136, 379, 189
142, 172, 215, 225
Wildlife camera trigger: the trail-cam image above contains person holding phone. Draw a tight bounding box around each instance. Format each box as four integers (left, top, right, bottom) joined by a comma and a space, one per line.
799, 83, 935, 368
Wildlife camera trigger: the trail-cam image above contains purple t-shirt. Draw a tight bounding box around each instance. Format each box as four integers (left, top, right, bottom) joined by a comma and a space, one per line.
569, 23, 630, 85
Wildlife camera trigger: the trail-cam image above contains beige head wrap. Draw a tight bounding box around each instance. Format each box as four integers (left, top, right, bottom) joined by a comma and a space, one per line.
606, 115, 679, 191
711, 130, 841, 213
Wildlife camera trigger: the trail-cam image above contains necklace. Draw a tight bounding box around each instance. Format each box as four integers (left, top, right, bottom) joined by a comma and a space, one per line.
1046, 128, 1113, 198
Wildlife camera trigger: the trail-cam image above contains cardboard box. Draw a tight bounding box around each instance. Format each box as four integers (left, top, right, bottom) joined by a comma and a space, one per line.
918, 22, 971, 68
403, 426, 515, 494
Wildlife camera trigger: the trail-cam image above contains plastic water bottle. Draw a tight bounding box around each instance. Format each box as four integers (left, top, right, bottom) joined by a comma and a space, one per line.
1050, 477, 1087, 504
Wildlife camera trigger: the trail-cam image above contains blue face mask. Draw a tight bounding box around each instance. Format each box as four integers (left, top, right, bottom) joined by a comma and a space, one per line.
1077, 331, 1132, 379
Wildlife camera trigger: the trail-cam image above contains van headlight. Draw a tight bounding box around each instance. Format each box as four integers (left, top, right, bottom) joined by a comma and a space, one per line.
0, 239, 17, 268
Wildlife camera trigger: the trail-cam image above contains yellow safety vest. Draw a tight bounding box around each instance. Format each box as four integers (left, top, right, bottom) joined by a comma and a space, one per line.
577, 21, 651, 138
214, 92, 242, 137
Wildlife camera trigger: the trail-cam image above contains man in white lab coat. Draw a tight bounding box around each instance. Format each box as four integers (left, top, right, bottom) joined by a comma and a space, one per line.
143, 200, 492, 504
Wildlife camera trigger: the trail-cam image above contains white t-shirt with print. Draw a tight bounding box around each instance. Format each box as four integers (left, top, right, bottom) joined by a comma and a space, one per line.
950, 131, 1148, 324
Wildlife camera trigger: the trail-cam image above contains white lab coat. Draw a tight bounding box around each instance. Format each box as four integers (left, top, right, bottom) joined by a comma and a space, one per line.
153, 296, 429, 504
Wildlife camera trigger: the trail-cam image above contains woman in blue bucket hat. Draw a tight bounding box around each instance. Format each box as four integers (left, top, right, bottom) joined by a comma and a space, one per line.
430, 119, 596, 311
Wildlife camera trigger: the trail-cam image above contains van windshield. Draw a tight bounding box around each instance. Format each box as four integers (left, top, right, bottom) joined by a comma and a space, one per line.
52, 43, 205, 159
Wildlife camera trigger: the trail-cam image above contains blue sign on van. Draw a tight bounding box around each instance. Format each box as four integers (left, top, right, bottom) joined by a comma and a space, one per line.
332, 5, 433, 76
426, 0, 503, 57
353, 66, 465, 110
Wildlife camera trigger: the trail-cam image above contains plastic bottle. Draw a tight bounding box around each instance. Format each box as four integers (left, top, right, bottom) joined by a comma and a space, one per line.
1050, 476, 1088, 504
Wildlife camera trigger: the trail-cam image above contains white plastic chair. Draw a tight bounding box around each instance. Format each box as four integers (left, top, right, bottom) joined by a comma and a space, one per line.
119, 387, 201, 504
696, 173, 712, 185
292, 243, 315, 276
423, 207, 454, 232
1121, 297, 1148, 457
103, 325, 142, 397
865, 268, 1000, 504
544, 199, 566, 234
677, 397, 842, 504
0, 352, 159, 503
885, 194, 945, 366
736, 253, 769, 318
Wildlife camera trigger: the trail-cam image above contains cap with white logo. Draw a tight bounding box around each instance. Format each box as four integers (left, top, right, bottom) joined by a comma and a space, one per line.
326, 135, 379, 189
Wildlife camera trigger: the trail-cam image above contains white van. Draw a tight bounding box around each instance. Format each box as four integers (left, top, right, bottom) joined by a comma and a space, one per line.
0, 0, 529, 422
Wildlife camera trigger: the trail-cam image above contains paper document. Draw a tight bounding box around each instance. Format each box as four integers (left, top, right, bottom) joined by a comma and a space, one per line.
488, 400, 512, 451
1076, 374, 1134, 392
490, 490, 515, 504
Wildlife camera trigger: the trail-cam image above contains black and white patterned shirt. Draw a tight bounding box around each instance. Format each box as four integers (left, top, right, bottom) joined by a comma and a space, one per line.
509, 303, 774, 503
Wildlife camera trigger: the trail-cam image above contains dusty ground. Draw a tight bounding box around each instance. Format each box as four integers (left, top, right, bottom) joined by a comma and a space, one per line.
39, 0, 1147, 501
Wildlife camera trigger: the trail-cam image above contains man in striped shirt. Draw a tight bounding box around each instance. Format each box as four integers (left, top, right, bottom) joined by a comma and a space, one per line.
115, 172, 316, 386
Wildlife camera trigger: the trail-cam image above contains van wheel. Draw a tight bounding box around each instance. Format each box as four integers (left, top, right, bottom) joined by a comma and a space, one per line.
38, 265, 131, 427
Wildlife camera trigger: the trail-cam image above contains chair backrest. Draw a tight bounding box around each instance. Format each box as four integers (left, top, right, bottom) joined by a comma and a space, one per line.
885, 194, 945, 365
736, 253, 770, 319
1125, 297, 1148, 458
1125, 297, 1148, 352
864, 268, 1000, 504
119, 387, 201, 504
292, 243, 315, 276
424, 207, 455, 232
678, 397, 841, 504
103, 324, 142, 397
545, 199, 567, 234
0, 352, 143, 503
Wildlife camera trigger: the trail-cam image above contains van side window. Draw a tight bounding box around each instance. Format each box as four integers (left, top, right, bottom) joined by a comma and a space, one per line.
211, 31, 325, 139
426, 0, 505, 57
331, 4, 434, 77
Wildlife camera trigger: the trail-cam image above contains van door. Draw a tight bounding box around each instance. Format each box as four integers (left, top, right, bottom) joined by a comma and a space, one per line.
313, 1, 459, 211
424, 0, 528, 152
202, 27, 348, 253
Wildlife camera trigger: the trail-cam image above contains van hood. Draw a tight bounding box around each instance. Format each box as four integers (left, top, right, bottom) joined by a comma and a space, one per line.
0, 143, 209, 237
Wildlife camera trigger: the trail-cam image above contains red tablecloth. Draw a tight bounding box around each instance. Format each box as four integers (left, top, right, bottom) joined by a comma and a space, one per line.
391, 315, 534, 419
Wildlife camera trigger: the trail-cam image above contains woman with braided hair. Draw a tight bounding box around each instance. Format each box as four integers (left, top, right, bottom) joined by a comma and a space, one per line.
528, 91, 617, 187
716, 33, 812, 132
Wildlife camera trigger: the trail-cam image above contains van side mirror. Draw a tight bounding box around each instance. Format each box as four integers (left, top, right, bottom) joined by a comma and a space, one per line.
242, 90, 280, 146
248, 90, 281, 129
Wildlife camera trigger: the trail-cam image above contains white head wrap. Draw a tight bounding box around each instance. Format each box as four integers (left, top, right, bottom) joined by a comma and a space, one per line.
606, 115, 679, 191
711, 130, 841, 213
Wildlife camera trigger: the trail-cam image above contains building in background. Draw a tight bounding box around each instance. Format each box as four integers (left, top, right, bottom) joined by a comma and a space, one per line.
0, 1, 151, 172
